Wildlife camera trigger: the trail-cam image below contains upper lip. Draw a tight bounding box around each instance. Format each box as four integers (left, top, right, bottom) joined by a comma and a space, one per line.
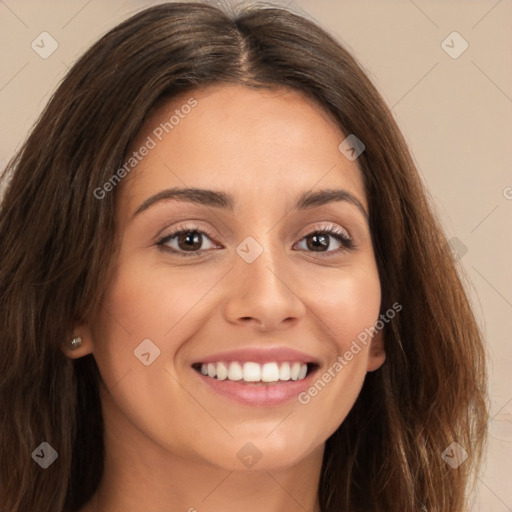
192, 347, 319, 365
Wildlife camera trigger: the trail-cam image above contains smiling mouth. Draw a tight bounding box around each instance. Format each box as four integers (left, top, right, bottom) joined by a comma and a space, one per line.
191, 361, 318, 384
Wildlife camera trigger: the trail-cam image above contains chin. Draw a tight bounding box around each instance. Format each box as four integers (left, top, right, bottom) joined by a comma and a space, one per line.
201, 434, 321, 472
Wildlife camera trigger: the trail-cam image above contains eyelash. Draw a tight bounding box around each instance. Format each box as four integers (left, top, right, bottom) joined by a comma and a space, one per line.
156, 223, 356, 258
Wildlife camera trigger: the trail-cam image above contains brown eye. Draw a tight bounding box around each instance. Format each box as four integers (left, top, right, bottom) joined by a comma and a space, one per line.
295, 226, 355, 255
157, 225, 220, 257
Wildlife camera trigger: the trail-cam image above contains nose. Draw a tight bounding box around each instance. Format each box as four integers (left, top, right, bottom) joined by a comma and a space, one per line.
222, 236, 307, 331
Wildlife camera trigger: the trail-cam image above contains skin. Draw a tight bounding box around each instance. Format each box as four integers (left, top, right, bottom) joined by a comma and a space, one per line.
67, 84, 386, 512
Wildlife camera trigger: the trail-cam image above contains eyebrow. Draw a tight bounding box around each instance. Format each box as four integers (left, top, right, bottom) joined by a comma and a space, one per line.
133, 187, 369, 222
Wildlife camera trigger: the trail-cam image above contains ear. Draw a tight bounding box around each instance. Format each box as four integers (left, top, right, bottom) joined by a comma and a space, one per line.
366, 330, 386, 372
61, 323, 94, 359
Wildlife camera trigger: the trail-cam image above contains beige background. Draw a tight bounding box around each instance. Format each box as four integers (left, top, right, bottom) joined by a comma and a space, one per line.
1, 0, 511, 509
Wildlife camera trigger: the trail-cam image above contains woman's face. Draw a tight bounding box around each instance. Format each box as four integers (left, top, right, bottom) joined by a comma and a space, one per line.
76, 84, 385, 472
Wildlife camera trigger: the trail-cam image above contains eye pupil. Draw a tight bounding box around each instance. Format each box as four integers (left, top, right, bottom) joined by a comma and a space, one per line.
179, 231, 201, 251
308, 233, 329, 251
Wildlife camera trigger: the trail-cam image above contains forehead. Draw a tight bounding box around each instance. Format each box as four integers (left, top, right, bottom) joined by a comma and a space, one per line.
119, 84, 367, 216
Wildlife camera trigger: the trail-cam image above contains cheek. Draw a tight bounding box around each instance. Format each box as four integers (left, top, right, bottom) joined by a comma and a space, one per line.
293, 264, 381, 433
307, 263, 381, 352
89, 262, 208, 452
97, 256, 208, 337
90, 257, 220, 386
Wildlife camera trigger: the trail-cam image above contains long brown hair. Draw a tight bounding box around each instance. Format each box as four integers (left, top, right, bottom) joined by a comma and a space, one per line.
0, 2, 489, 511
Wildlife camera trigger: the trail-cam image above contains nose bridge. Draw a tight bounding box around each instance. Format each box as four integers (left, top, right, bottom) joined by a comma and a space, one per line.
225, 228, 305, 328
220, 205, 306, 331
236, 230, 284, 290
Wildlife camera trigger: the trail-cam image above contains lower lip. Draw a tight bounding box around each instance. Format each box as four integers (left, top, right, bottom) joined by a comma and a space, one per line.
192, 367, 318, 406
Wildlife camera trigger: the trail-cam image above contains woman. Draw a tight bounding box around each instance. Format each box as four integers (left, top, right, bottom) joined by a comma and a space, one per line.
0, 2, 489, 511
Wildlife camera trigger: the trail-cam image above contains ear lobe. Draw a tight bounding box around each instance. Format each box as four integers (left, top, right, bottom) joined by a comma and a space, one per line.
61, 324, 94, 359
366, 330, 386, 372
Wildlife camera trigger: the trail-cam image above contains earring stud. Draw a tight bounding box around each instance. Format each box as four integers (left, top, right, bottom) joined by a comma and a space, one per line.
69, 336, 83, 350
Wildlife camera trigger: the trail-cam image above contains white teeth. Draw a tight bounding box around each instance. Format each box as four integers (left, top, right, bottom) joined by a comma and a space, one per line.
279, 362, 291, 380
261, 362, 280, 382
290, 362, 301, 380
243, 362, 261, 382
227, 361, 243, 381
198, 361, 310, 383
217, 362, 228, 380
